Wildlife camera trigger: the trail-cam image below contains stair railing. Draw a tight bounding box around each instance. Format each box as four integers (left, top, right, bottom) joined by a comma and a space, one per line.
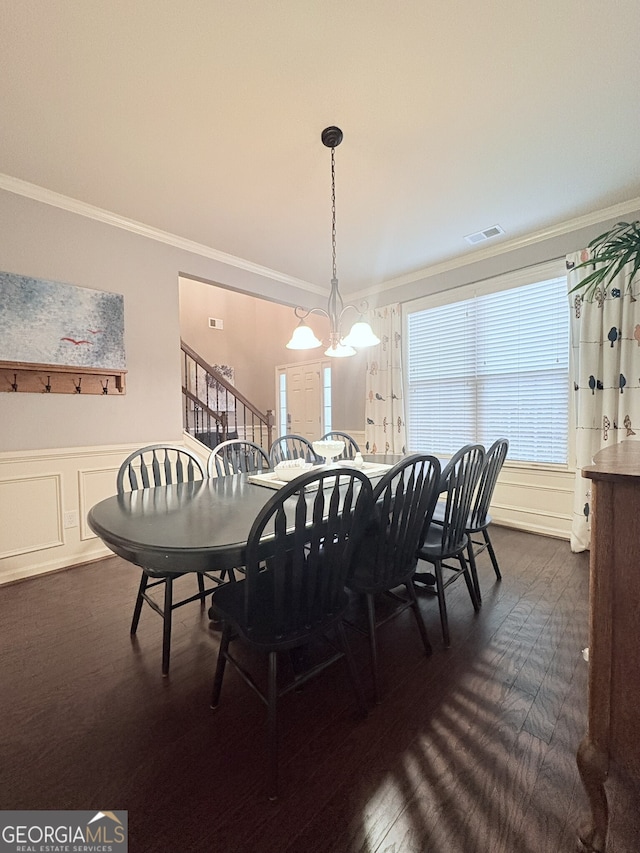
181, 340, 274, 451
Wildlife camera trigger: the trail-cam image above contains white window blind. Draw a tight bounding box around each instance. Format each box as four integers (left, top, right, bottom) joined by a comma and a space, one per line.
406, 275, 569, 464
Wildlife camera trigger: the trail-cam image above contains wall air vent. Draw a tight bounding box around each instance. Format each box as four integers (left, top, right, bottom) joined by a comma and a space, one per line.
208, 317, 224, 330
464, 224, 505, 245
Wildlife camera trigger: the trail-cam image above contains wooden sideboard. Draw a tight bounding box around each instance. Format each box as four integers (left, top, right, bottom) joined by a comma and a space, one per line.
577, 441, 640, 852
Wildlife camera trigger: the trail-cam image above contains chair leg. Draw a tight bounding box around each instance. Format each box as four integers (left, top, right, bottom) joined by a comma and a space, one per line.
161, 576, 173, 677
466, 540, 482, 604
130, 572, 149, 635
197, 572, 206, 605
336, 621, 368, 717
459, 551, 480, 612
211, 622, 231, 708
434, 560, 450, 648
405, 580, 432, 656
267, 650, 279, 801
218, 568, 237, 584
484, 528, 502, 581
364, 594, 381, 704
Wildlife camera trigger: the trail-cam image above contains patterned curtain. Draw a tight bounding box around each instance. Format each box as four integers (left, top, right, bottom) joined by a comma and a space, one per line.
567, 250, 640, 552
364, 304, 407, 455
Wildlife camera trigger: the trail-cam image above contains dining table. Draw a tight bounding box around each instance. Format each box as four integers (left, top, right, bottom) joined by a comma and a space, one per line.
87, 455, 405, 576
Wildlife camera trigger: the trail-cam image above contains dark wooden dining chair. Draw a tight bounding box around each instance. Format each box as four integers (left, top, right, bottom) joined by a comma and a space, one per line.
205, 439, 271, 604
413, 444, 485, 647
269, 433, 319, 466
321, 430, 360, 459
207, 439, 270, 477
346, 453, 441, 702
209, 466, 374, 799
117, 444, 222, 676
431, 438, 509, 602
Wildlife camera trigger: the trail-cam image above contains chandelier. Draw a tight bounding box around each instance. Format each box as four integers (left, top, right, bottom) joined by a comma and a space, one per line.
286, 126, 380, 358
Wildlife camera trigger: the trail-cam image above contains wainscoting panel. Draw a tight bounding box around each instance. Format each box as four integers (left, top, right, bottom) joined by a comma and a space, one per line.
0, 442, 170, 586
350, 430, 366, 451
325, 435, 574, 541
0, 473, 63, 559
78, 466, 120, 541
0, 441, 576, 586
491, 465, 574, 539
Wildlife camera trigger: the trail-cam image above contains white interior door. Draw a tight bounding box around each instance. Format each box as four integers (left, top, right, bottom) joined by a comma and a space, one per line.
276, 360, 329, 442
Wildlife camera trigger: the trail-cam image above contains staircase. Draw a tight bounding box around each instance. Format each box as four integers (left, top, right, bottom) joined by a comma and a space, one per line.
181, 340, 274, 452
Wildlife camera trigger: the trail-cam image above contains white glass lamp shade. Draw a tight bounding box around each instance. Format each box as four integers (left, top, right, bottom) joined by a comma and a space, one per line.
342, 320, 380, 348
324, 341, 356, 358
286, 320, 322, 350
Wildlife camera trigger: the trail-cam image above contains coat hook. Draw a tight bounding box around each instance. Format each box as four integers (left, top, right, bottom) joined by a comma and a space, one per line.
11, 373, 18, 392
45, 375, 51, 393
102, 379, 109, 395
75, 377, 82, 394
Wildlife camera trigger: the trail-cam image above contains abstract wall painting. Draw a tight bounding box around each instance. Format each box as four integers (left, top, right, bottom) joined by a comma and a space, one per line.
0, 271, 125, 369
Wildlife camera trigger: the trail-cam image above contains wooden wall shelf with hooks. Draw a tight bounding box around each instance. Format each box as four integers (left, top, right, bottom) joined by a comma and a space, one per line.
0, 360, 127, 395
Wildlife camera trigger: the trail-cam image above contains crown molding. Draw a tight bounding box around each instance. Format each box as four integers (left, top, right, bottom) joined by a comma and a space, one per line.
0, 173, 325, 297
3, 172, 639, 305
349, 195, 640, 302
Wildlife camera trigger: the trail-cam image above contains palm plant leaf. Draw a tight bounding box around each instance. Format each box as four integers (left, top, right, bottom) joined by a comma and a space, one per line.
569, 221, 640, 297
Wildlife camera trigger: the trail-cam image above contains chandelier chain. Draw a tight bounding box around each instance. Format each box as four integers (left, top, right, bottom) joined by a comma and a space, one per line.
331, 146, 337, 281
286, 126, 379, 355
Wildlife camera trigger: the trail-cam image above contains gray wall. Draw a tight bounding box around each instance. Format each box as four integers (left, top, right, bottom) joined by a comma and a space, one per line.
0, 190, 326, 451
0, 193, 175, 450
2, 186, 639, 453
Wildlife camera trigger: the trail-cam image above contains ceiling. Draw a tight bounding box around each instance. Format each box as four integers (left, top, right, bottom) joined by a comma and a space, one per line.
1, 1, 639, 298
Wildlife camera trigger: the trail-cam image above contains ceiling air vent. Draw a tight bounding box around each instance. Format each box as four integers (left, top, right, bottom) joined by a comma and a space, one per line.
464, 224, 505, 245
208, 317, 224, 330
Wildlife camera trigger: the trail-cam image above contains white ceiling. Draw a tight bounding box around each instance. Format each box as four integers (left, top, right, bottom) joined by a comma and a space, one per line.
1, 1, 639, 298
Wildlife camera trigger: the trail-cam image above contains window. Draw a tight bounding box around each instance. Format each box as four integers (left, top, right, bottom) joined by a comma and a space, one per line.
405, 270, 569, 464
323, 366, 332, 434
278, 372, 287, 437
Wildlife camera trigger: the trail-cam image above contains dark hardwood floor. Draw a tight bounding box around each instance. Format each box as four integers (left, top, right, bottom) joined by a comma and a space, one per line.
0, 527, 636, 852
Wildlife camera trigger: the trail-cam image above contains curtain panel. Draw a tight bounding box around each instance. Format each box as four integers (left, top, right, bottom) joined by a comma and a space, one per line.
567, 250, 640, 551
364, 304, 407, 455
